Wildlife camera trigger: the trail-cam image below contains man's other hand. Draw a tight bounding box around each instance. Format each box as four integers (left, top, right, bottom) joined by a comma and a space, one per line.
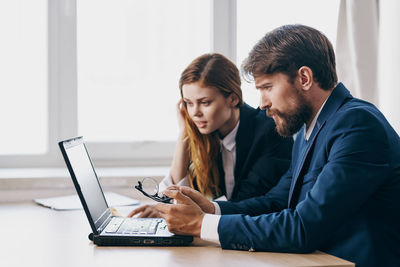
127, 204, 160, 218
155, 188, 205, 237
165, 185, 215, 214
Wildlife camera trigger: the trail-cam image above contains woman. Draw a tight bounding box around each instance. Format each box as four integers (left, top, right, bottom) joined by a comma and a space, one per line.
129, 53, 293, 217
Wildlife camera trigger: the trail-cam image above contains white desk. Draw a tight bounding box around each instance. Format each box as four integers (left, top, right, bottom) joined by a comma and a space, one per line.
0, 202, 354, 267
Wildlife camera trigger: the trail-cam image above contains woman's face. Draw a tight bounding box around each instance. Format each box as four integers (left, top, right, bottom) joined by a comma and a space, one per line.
182, 82, 238, 136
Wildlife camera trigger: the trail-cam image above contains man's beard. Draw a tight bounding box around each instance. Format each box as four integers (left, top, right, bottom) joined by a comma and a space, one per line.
268, 89, 313, 137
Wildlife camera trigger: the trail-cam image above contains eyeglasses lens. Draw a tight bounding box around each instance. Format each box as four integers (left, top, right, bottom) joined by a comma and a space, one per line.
141, 177, 159, 196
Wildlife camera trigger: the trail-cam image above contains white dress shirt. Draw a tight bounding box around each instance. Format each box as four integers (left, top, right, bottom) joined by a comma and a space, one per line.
159, 121, 240, 199
201, 99, 329, 246
220, 120, 239, 200
304, 98, 327, 141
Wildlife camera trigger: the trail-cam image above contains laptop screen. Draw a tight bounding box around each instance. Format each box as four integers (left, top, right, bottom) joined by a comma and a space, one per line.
60, 137, 109, 231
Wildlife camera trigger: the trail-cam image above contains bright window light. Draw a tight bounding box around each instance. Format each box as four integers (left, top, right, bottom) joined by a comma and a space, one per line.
0, 0, 48, 155
77, 0, 211, 142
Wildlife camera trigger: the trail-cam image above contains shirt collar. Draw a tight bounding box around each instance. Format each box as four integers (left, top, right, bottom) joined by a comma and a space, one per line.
304, 98, 328, 141
221, 120, 240, 152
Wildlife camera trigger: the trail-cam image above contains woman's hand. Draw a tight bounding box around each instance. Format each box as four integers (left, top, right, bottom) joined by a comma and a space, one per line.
127, 204, 161, 218
169, 99, 190, 184
176, 99, 187, 135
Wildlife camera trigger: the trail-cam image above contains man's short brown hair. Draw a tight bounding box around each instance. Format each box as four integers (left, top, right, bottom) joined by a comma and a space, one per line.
242, 24, 337, 90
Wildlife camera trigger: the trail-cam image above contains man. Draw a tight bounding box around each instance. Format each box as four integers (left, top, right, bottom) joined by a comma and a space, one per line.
155, 25, 400, 267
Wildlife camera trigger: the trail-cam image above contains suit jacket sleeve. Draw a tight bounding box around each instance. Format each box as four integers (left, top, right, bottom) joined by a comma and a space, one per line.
217, 108, 393, 252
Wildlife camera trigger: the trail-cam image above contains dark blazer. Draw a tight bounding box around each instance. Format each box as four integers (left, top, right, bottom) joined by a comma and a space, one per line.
216, 103, 293, 201
216, 84, 400, 267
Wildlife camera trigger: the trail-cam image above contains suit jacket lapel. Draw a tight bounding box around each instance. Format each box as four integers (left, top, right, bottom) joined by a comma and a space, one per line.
287, 122, 324, 207
287, 83, 353, 207
217, 151, 226, 198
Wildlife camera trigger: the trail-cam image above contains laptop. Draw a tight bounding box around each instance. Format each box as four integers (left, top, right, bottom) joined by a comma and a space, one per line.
58, 136, 193, 246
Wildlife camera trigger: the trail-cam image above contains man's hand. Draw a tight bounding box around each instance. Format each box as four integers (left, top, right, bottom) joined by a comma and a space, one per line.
155, 188, 205, 237
127, 204, 161, 218
165, 185, 215, 214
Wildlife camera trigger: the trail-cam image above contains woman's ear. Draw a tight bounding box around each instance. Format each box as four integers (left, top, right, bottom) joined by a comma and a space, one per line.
297, 66, 313, 91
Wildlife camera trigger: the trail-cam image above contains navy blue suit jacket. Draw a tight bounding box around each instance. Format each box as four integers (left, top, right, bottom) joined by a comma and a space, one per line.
217, 84, 400, 267
217, 103, 293, 201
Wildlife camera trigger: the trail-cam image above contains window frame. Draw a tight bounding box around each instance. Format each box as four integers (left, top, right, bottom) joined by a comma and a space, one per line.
0, 0, 237, 168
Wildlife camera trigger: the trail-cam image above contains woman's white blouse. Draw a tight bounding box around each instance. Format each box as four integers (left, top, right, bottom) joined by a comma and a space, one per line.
159, 121, 240, 200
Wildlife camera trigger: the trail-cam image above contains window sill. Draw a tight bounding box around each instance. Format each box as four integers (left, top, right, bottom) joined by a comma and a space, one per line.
0, 167, 169, 203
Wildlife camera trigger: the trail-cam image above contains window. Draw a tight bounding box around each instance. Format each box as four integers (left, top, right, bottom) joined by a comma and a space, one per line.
76, 0, 212, 165
0, 0, 341, 168
0, 0, 48, 155
77, 0, 211, 142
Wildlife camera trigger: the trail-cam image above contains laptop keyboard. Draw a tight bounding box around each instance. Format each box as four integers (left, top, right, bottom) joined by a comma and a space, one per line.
104, 217, 163, 235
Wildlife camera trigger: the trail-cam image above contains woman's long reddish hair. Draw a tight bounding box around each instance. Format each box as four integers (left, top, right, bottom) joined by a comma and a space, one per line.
179, 53, 243, 198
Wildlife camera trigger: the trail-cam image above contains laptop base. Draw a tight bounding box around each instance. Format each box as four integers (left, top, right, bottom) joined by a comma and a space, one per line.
90, 233, 193, 246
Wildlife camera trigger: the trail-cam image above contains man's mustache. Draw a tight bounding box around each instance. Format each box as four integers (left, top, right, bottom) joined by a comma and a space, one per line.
267, 109, 280, 118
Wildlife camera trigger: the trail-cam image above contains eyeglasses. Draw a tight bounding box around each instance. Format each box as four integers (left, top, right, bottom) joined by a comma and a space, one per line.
134, 177, 172, 203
